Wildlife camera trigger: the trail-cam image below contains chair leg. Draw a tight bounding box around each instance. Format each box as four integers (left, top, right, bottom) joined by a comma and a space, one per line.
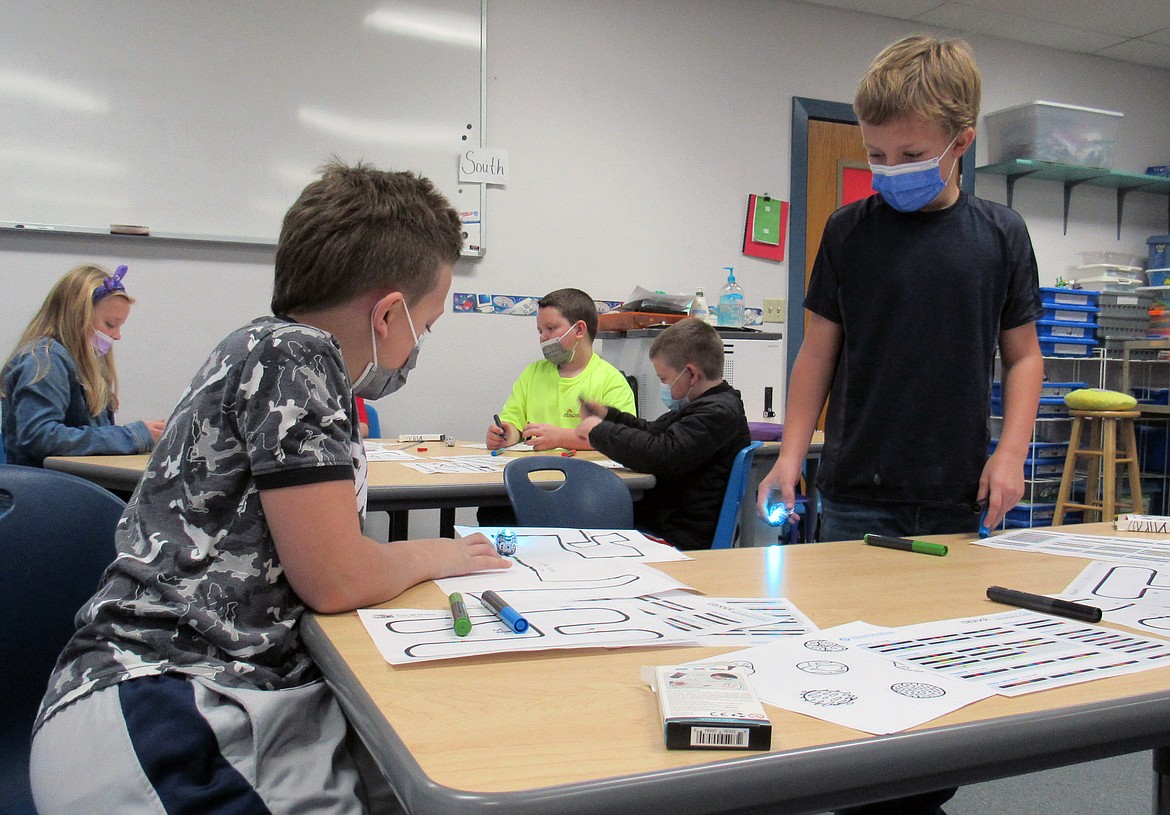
1054, 416, 1084, 525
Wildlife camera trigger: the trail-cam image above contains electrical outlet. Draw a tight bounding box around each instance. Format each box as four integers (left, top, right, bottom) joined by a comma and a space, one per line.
763, 297, 786, 323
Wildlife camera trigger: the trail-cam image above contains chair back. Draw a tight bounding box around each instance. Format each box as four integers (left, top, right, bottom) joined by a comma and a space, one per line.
0, 464, 125, 813
503, 456, 634, 528
710, 441, 763, 549
364, 403, 382, 439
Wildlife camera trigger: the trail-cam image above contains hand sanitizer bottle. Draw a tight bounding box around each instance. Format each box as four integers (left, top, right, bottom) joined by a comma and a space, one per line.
688, 288, 710, 322
717, 267, 744, 328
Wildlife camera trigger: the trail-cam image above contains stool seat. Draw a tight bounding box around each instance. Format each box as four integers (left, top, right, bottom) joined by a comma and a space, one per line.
1054, 409, 1143, 525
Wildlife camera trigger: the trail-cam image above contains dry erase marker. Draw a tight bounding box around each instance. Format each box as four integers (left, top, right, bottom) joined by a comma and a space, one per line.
561, 449, 576, 457
863, 534, 948, 557
491, 414, 505, 456
480, 590, 529, 633
986, 586, 1102, 623
448, 592, 472, 636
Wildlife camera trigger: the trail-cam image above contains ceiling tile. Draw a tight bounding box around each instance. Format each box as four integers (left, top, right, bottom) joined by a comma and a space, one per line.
917, 3, 1128, 53
1142, 28, 1170, 47
1097, 38, 1170, 70
944, 0, 1170, 38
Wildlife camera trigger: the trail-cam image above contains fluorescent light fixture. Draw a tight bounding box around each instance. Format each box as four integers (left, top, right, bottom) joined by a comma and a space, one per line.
298, 107, 453, 145
364, 4, 479, 48
0, 69, 108, 113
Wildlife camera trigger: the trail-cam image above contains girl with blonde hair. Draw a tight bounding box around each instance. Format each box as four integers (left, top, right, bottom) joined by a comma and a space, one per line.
2, 263, 164, 466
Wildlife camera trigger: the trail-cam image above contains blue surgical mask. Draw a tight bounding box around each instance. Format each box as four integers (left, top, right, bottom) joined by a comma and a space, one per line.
869, 135, 959, 212
540, 323, 579, 366
659, 368, 692, 412
352, 299, 422, 400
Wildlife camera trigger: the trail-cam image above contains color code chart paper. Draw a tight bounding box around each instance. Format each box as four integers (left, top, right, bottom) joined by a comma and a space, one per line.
838, 609, 1170, 696
976, 528, 1170, 567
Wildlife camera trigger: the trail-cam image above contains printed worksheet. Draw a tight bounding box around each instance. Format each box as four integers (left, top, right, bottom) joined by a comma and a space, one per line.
837, 609, 1170, 696
403, 458, 503, 474
1062, 561, 1170, 639
685, 626, 992, 734
362, 443, 419, 461
458, 526, 690, 563
976, 528, 1170, 567
358, 592, 815, 664
358, 596, 692, 664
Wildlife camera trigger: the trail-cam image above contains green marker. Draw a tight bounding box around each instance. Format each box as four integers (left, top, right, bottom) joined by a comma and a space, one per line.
863, 534, 948, 557
449, 592, 472, 636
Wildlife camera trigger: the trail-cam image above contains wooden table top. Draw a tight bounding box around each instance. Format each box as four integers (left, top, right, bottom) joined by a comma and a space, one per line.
305, 523, 1170, 804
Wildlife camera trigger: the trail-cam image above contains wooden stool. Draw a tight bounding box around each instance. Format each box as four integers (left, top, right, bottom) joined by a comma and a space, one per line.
1053, 409, 1143, 524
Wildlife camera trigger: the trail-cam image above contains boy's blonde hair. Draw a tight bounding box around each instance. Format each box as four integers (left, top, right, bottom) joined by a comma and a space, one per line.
3, 264, 132, 416
854, 35, 981, 136
650, 318, 724, 380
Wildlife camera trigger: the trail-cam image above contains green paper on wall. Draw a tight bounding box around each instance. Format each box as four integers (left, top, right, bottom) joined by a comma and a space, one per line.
752, 198, 782, 245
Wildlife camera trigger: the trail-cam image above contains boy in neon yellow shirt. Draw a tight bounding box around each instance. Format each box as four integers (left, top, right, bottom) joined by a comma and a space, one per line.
486, 288, 634, 452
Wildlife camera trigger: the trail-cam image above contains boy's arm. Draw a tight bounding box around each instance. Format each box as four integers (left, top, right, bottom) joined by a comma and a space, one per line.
261, 480, 510, 614
981, 321, 1043, 529
756, 313, 842, 516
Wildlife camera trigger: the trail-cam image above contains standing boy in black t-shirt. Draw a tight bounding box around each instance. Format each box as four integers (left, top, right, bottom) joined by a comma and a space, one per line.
756, 33, 1043, 815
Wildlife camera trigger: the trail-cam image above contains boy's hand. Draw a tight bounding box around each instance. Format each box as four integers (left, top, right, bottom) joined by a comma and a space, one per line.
578, 397, 607, 420
486, 421, 511, 449
435, 532, 513, 577
575, 415, 603, 442
755, 458, 802, 522
522, 422, 573, 451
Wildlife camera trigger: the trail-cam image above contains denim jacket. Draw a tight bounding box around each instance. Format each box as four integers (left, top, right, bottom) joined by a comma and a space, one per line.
1, 339, 152, 467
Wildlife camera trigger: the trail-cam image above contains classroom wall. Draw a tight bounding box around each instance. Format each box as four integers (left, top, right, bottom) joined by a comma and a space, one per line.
3, 0, 1169, 446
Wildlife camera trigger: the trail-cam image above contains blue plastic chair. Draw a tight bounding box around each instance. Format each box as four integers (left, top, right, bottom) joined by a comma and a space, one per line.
364, 403, 381, 439
0, 464, 125, 814
503, 456, 634, 528
710, 441, 763, 549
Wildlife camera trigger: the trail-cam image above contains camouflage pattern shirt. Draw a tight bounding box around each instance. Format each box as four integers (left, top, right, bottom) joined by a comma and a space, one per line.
36, 317, 368, 731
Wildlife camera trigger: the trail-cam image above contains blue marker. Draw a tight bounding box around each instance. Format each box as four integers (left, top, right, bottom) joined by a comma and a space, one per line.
481, 590, 529, 633
974, 499, 991, 538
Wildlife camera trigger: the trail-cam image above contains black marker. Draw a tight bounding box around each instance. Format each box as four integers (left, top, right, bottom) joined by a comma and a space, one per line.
986, 586, 1102, 623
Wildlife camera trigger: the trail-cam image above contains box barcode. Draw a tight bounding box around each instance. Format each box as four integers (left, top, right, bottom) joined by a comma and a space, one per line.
690, 727, 750, 747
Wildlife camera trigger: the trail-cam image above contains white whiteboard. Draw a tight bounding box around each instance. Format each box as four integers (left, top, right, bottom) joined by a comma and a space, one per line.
0, 0, 485, 251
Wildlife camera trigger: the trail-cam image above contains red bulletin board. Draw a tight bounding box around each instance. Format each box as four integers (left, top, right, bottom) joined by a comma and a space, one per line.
742, 194, 789, 261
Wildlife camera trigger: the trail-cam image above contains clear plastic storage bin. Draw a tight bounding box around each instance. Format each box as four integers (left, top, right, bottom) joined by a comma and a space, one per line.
984, 101, 1123, 168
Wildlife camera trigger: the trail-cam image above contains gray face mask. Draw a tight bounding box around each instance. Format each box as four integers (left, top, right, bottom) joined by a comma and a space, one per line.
352, 300, 421, 400
540, 323, 578, 366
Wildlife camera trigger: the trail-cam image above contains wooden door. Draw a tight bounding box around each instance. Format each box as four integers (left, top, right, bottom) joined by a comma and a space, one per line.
805, 119, 871, 428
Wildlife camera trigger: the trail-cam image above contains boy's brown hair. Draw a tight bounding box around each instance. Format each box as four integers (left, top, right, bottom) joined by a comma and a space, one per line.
538, 288, 599, 340
650, 317, 724, 380
854, 35, 981, 136
272, 159, 463, 314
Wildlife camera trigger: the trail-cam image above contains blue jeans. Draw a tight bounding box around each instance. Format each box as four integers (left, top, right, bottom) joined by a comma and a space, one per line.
818, 496, 979, 542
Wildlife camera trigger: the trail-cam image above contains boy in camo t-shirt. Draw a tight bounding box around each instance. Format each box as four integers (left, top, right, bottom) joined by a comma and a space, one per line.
30, 162, 510, 814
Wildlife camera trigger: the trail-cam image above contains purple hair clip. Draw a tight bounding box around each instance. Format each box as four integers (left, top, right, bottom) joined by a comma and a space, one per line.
92, 264, 128, 303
